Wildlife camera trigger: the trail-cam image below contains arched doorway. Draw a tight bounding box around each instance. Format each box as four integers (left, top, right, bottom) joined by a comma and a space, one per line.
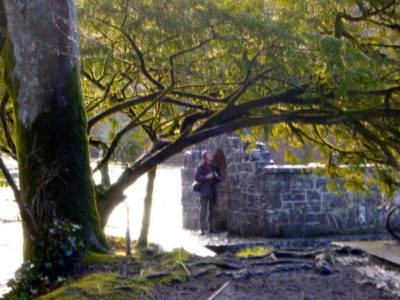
213, 148, 228, 230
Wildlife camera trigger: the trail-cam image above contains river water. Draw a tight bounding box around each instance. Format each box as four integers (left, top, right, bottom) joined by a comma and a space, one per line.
0, 160, 214, 296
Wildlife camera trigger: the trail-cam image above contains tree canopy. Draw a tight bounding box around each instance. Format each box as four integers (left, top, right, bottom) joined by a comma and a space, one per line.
74, 0, 400, 196
1, 0, 400, 235
0, 1, 399, 296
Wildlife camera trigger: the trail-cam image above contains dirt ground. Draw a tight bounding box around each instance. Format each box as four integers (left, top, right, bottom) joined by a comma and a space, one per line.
151, 255, 399, 300
41, 238, 400, 300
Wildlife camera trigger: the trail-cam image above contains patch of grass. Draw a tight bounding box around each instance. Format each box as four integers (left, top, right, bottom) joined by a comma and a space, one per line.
81, 251, 124, 265
160, 248, 190, 266
234, 246, 273, 258
38, 273, 150, 300
138, 248, 192, 281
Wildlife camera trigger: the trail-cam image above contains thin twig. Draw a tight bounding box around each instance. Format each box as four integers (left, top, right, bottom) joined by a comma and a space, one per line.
179, 249, 191, 282
207, 280, 231, 300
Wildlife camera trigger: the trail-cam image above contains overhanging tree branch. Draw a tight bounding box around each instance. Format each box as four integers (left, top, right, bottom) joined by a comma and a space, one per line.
93, 117, 154, 172
103, 103, 400, 200
197, 87, 307, 131
94, 83, 174, 172
87, 93, 206, 131
87, 92, 161, 131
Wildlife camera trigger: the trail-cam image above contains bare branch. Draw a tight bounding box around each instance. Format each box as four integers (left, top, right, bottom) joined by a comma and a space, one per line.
363, 43, 400, 49
89, 136, 109, 152
171, 90, 226, 103
175, 82, 243, 89
87, 92, 161, 131
82, 69, 106, 90
94, 84, 174, 171
339, 1, 396, 22
168, 37, 214, 85
87, 92, 206, 131
110, 22, 165, 90
262, 76, 307, 91
198, 87, 306, 132
93, 117, 154, 172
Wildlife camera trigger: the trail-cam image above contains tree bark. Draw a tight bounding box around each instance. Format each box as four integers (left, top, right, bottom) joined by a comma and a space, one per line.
138, 167, 157, 248
1, 0, 107, 261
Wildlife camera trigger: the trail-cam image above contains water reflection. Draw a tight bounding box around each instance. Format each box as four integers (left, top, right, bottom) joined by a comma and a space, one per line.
0, 163, 213, 296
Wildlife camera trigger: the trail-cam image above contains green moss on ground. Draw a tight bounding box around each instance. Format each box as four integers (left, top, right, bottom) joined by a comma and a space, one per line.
234, 246, 273, 258
81, 251, 125, 265
37, 246, 194, 299
38, 273, 150, 300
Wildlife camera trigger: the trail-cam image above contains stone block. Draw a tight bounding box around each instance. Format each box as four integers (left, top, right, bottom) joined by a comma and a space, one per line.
278, 224, 307, 238
307, 190, 321, 201
290, 213, 305, 224
282, 202, 293, 210
348, 207, 364, 228
305, 213, 327, 226
306, 201, 322, 213
282, 193, 305, 202
274, 174, 292, 188
264, 216, 286, 237
323, 194, 351, 210
294, 203, 306, 212
316, 178, 328, 192
291, 189, 305, 194
331, 213, 345, 230
268, 196, 281, 209
291, 177, 314, 189
302, 224, 330, 236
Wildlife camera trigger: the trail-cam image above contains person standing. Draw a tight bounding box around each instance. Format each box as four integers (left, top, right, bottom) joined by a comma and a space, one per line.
195, 150, 222, 234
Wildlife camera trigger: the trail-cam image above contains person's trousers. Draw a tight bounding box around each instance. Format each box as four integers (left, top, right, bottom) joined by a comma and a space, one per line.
200, 196, 216, 232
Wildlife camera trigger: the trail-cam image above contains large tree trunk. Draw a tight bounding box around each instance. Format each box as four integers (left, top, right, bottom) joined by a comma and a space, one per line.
1, 0, 107, 262
137, 168, 157, 248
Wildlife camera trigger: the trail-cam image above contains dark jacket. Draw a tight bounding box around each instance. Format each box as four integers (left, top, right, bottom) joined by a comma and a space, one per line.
195, 163, 221, 200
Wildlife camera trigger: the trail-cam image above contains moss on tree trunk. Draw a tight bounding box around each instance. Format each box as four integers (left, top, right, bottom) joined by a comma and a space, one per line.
1, 0, 108, 263
15, 67, 108, 260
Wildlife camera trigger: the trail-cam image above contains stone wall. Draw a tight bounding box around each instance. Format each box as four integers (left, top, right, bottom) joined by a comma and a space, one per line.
181, 134, 398, 237
233, 166, 388, 237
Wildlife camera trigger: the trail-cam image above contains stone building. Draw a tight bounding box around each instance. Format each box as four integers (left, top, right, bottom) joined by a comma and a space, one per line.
181, 134, 398, 237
